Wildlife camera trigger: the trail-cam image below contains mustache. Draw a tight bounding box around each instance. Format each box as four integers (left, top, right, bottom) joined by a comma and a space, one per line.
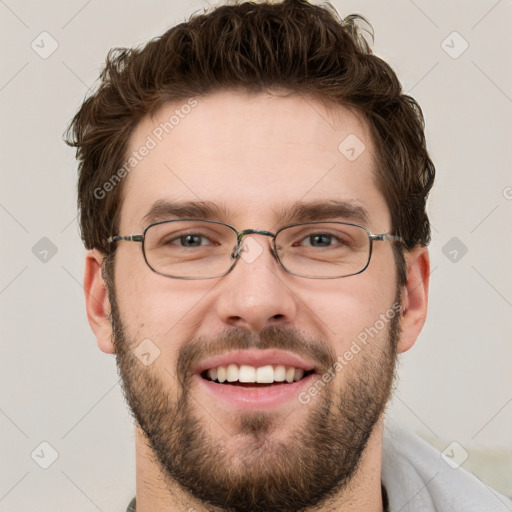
176, 325, 337, 386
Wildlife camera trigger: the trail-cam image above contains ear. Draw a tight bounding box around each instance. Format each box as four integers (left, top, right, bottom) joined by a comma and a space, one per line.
83, 249, 115, 354
397, 246, 430, 354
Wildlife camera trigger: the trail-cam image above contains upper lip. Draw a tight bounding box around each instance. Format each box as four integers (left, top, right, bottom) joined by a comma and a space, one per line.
194, 349, 317, 375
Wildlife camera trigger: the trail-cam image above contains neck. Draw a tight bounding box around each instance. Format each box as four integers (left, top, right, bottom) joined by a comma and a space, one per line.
134, 418, 385, 512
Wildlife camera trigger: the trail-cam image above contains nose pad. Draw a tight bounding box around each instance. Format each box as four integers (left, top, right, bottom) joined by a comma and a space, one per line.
230, 237, 279, 266
230, 242, 242, 260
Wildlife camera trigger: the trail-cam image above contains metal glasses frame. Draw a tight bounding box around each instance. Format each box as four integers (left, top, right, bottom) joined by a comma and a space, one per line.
107, 218, 404, 280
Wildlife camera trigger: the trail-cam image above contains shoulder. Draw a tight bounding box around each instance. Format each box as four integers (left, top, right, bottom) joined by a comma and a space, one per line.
381, 419, 511, 512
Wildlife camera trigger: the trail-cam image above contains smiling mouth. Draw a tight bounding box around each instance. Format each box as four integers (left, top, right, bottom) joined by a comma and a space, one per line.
201, 364, 315, 387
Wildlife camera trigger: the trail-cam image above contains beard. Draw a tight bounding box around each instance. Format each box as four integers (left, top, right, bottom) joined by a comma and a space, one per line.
108, 278, 401, 512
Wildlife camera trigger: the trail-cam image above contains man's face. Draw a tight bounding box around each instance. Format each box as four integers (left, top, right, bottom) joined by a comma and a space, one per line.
110, 91, 402, 511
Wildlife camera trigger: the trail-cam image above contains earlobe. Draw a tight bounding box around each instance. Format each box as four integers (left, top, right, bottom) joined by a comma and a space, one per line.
84, 249, 115, 354
397, 246, 430, 354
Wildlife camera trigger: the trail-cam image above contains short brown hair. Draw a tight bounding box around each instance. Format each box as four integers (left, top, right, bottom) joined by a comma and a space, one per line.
65, 0, 435, 286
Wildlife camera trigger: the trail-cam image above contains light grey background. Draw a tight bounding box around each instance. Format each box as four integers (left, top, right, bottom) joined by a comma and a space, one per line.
1, 0, 511, 510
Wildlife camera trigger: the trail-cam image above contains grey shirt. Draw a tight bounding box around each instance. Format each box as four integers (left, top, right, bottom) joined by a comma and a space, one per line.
382, 420, 511, 511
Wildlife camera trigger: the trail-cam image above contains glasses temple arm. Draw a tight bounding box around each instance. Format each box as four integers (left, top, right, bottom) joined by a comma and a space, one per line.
107, 235, 144, 243
370, 234, 404, 243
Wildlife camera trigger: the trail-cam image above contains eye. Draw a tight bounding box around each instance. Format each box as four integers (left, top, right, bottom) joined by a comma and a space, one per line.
163, 233, 213, 248
302, 234, 334, 247
297, 233, 345, 248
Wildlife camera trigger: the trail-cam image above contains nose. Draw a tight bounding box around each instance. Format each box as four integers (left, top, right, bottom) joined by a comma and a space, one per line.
214, 234, 298, 332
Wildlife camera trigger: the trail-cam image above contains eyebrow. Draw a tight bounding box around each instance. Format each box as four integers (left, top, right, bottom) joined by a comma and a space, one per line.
141, 199, 370, 228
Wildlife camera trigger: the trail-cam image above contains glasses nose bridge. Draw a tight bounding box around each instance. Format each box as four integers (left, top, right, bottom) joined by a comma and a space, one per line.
233, 228, 278, 260
236, 228, 276, 242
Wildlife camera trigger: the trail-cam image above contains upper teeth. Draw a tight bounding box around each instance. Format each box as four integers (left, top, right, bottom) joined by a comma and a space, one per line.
207, 364, 305, 384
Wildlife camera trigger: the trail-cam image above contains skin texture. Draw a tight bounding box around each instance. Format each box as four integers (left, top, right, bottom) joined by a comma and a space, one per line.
83, 91, 430, 512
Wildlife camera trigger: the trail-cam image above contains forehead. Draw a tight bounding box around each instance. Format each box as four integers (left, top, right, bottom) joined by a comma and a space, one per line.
119, 90, 390, 232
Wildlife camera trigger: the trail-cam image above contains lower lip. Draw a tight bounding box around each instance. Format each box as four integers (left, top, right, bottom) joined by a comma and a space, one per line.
194, 374, 316, 411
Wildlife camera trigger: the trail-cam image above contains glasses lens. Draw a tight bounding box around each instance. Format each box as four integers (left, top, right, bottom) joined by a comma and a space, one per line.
276, 223, 370, 278
143, 220, 237, 278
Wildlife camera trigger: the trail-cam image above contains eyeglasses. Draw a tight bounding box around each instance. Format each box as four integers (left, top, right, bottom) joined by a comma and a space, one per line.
107, 219, 403, 280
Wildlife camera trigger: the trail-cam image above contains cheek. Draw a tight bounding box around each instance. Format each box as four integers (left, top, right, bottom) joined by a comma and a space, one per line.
298, 277, 396, 352
114, 255, 211, 343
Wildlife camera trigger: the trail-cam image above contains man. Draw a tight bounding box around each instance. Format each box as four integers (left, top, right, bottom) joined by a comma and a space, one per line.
65, 1, 509, 510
